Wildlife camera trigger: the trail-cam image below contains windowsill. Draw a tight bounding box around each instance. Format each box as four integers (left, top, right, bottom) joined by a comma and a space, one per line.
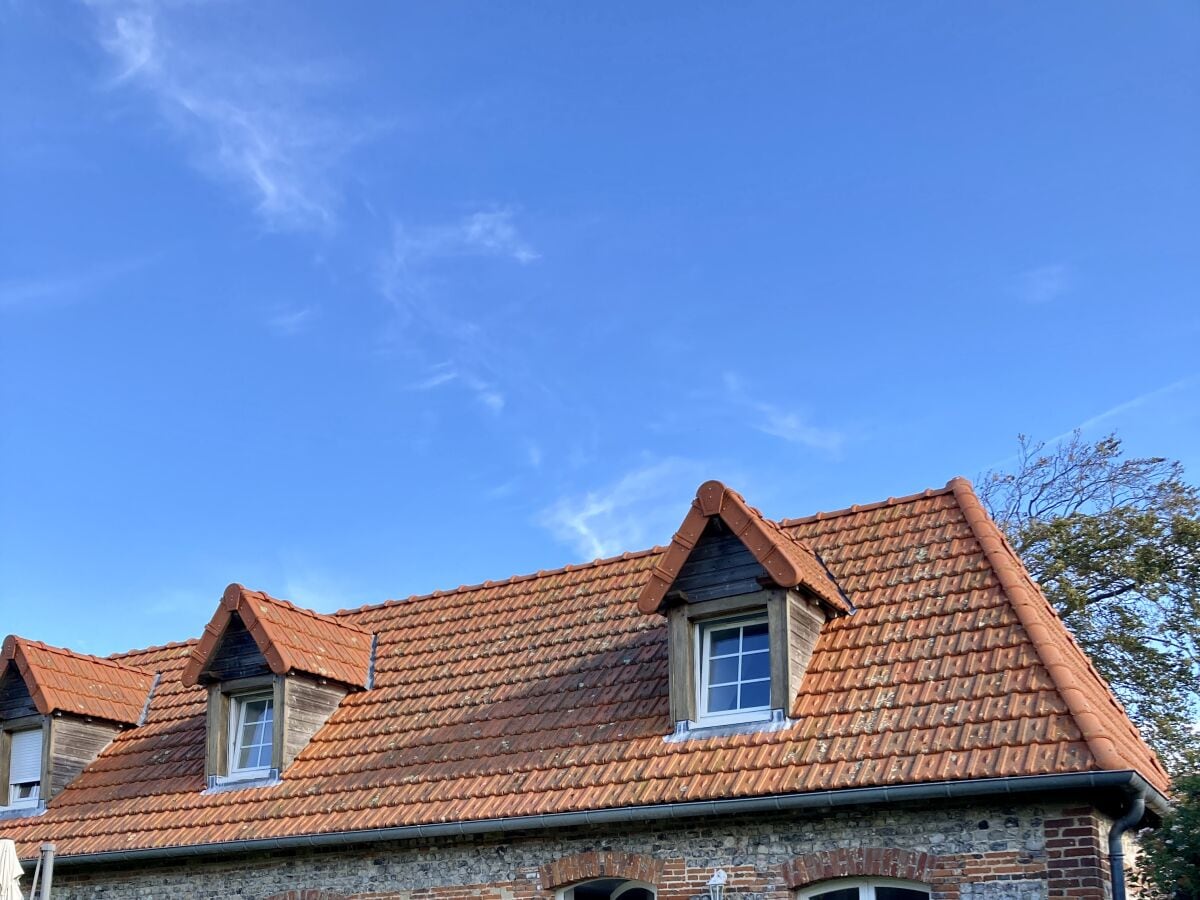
0, 801, 46, 820
204, 769, 280, 794
664, 707, 792, 742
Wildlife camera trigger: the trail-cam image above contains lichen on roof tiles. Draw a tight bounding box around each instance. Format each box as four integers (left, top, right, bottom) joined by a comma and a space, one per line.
0, 477, 1169, 860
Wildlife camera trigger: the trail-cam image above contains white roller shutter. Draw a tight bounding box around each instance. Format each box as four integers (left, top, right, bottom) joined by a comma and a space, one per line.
8, 729, 41, 786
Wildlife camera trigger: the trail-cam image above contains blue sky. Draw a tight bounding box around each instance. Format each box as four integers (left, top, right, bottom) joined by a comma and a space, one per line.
2, 2, 1198, 656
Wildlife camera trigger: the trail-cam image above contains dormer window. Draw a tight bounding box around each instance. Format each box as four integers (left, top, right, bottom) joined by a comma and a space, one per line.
4, 728, 43, 810
636, 481, 852, 737
697, 615, 771, 726
182, 584, 373, 791
230, 692, 274, 778
0, 635, 153, 816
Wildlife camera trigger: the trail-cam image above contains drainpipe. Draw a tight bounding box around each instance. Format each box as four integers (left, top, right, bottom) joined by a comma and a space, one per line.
1108, 793, 1145, 900
38, 843, 54, 900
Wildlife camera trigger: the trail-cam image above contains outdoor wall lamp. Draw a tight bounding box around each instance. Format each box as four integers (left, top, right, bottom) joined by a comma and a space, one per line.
707, 868, 728, 900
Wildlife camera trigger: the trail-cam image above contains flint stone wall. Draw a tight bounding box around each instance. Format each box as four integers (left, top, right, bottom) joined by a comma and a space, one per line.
45, 800, 1113, 900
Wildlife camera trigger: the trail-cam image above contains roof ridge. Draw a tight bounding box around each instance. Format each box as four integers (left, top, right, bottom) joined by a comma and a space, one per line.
6, 635, 154, 676
948, 476, 1168, 790
108, 638, 198, 661
337, 483, 949, 618
242, 586, 370, 636
334, 545, 667, 616
779, 485, 955, 526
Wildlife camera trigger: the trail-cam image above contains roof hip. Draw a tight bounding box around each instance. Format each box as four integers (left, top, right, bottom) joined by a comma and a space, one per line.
947, 476, 1169, 791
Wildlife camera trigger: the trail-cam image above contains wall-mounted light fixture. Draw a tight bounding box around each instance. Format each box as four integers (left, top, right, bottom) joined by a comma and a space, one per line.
707, 869, 728, 900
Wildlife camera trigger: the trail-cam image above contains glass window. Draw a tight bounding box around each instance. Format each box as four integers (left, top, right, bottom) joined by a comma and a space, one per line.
697, 615, 772, 725
230, 692, 274, 775
558, 879, 655, 900
802, 880, 930, 900
6, 728, 42, 808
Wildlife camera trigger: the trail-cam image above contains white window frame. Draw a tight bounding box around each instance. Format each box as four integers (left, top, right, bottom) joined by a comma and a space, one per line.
695, 613, 772, 727
557, 880, 656, 900
5, 727, 43, 810
227, 691, 274, 779
798, 878, 931, 900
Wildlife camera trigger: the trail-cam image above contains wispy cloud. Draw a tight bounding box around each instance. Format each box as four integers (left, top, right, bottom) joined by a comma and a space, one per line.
723, 372, 845, 453
1047, 374, 1200, 444
384, 209, 539, 294
380, 210, 540, 416
539, 458, 710, 560
0, 257, 149, 310
266, 304, 318, 337
408, 362, 505, 415
88, 0, 370, 231
1017, 263, 1073, 304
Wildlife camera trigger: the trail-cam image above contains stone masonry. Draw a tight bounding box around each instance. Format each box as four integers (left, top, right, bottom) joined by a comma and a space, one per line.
45, 800, 1118, 900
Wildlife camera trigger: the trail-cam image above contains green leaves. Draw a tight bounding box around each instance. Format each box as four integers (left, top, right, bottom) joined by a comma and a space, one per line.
981, 432, 1200, 777
1133, 776, 1200, 899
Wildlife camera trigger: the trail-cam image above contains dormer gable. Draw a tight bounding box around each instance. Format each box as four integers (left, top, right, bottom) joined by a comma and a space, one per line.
182, 584, 373, 789
638, 481, 851, 733
182, 583, 372, 689
0, 636, 154, 813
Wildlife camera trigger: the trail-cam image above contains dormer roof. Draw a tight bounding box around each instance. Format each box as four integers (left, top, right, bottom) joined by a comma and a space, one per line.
0, 635, 154, 725
180, 583, 372, 689
636, 479, 851, 615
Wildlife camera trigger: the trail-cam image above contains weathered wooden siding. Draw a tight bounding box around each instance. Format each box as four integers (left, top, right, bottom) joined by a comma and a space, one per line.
47, 717, 122, 799
785, 592, 826, 715
672, 521, 767, 602
202, 615, 271, 682
282, 676, 348, 769
0, 664, 38, 720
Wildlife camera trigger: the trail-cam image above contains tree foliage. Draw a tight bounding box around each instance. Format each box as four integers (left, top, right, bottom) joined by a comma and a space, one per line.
1132, 775, 1200, 899
980, 432, 1200, 776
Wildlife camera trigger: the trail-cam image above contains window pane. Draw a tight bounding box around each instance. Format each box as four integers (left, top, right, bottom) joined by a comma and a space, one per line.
234, 696, 274, 771
875, 889, 929, 900
709, 655, 740, 685
742, 621, 769, 652
741, 650, 770, 680
707, 684, 738, 712
739, 679, 770, 709
710, 627, 741, 657
810, 889, 859, 900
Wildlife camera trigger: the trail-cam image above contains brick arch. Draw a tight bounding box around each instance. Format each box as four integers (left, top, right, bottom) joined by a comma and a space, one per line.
539, 851, 665, 890
262, 892, 348, 900
782, 848, 936, 889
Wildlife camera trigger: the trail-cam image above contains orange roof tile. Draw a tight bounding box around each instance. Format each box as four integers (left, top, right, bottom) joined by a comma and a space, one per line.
0, 478, 1168, 860
637, 480, 850, 615
0, 635, 154, 726
181, 584, 371, 689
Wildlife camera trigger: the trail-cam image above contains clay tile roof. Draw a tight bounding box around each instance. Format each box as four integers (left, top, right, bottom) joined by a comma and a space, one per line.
0, 477, 1169, 860
637, 479, 851, 615
180, 584, 372, 689
0, 635, 154, 725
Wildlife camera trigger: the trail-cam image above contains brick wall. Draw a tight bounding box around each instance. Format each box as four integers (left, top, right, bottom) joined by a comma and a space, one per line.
44, 800, 1118, 900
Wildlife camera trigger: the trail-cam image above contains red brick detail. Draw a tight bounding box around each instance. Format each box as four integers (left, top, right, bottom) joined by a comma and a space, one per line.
539, 852, 666, 890
1044, 811, 1109, 900
263, 893, 348, 900
783, 848, 934, 889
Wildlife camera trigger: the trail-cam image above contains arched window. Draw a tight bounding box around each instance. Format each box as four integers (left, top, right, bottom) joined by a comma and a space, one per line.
798, 879, 930, 900
558, 878, 656, 900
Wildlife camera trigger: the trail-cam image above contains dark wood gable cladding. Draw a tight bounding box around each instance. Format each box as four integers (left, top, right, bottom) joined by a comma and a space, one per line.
0, 663, 38, 720
198, 614, 272, 682
670, 519, 770, 603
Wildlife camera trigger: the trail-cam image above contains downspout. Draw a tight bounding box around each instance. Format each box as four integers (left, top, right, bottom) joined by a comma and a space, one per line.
1108, 792, 1145, 900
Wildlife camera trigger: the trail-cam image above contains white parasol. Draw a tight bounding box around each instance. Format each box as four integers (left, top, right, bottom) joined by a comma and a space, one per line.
0, 840, 23, 900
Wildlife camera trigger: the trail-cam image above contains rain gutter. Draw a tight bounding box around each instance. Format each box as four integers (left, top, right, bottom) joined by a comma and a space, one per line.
42, 769, 1168, 868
